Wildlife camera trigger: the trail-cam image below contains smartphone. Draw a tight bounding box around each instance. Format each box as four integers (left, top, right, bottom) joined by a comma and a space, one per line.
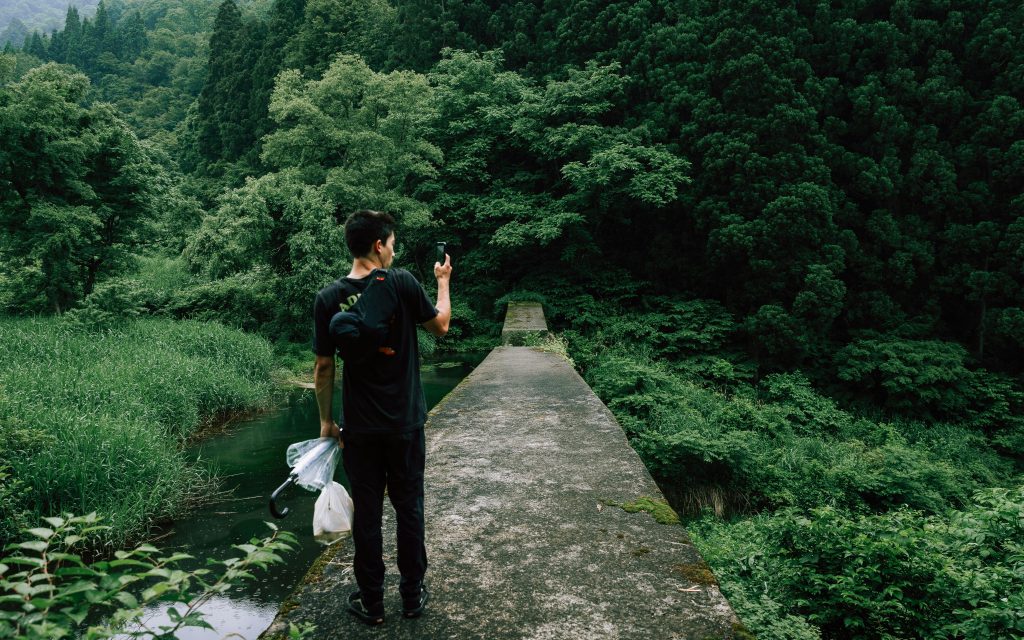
436, 241, 447, 265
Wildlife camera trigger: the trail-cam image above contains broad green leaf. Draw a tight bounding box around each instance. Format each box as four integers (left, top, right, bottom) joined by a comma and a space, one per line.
25, 528, 55, 540
59, 581, 101, 597
114, 591, 139, 609
108, 559, 152, 569
54, 567, 99, 578
17, 541, 48, 553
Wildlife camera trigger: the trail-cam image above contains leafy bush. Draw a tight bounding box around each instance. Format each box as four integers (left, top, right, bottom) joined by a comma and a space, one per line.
834, 336, 1024, 456
441, 297, 501, 352
64, 279, 151, 329
690, 485, 1024, 640
618, 297, 736, 358
0, 513, 312, 640
836, 337, 973, 415
584, 349, 1013, 515
559, 295, 738, 363
167, 268, 279, 335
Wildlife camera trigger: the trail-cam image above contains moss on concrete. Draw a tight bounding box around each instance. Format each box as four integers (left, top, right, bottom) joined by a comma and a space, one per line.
673, 561, 718, 586
270, 540, 345, 634
260, 628, 290, 640
605, 496, 681, 525
305, 540, 343, 584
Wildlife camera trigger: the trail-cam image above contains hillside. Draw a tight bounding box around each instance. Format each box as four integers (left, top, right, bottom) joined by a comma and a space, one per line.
1, 0, 99, 43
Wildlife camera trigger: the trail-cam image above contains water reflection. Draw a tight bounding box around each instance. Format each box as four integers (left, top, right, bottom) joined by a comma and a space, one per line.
132, 596, 278, 640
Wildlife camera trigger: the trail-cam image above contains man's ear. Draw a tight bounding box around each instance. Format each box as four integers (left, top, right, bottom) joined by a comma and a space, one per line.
372, 239, 383, 255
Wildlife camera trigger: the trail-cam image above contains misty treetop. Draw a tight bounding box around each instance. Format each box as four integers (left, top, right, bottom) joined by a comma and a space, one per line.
1, 0, 100, 45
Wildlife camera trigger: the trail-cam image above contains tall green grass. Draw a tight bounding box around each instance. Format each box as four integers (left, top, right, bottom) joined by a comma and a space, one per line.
0, 317, 275, 549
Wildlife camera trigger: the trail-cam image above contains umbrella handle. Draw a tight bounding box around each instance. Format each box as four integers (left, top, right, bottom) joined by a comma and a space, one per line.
269, 476, 297, 519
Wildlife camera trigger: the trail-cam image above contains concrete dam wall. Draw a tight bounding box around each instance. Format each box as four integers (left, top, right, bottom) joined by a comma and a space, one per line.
261, 303, 740, 639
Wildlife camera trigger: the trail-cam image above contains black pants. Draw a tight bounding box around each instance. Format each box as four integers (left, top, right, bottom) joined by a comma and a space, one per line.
342, 428, 427, 605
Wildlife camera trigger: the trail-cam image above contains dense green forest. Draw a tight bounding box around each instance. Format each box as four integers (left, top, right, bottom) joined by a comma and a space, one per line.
2, 0, 1022, 637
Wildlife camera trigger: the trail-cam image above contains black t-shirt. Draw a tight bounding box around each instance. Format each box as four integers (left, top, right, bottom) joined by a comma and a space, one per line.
312, 268, 438, 434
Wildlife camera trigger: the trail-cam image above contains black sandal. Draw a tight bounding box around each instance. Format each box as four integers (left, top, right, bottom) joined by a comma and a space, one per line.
348, 591, 385, 625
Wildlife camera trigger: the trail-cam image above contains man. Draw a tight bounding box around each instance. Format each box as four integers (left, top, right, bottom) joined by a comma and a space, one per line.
312, 209, 451, 625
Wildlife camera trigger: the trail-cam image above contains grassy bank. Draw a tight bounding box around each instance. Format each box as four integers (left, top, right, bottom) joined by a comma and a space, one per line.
0, 317, 276, 549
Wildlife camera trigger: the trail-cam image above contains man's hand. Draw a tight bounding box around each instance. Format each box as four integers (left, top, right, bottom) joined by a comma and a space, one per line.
434, 253, 452, 281
320, 419, 343, 447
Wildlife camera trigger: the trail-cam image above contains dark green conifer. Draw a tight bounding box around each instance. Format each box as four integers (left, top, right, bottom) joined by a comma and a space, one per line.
117, 10, 147, 60
25, 31, 47, 59
48, 28, 65, 63
197, 0, 248, 161
62, 6, 83, 66
90, 1, 116, 58
390, 0, 449, 71
249, 0, 306, 149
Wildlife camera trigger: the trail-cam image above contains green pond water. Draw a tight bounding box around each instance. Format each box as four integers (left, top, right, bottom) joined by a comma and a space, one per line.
131, 354, 484, 639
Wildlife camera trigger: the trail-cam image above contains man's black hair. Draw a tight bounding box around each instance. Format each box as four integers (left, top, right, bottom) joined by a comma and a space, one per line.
345, 209, 396, 258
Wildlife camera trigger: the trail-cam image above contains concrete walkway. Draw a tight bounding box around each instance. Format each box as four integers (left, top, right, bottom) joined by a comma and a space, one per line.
500, 301, 549, 344
260, 305, 740, 639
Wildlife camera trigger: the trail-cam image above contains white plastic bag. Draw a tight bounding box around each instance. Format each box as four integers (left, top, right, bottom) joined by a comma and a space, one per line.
313, 481, 354, 536
286, 437, 339, 492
